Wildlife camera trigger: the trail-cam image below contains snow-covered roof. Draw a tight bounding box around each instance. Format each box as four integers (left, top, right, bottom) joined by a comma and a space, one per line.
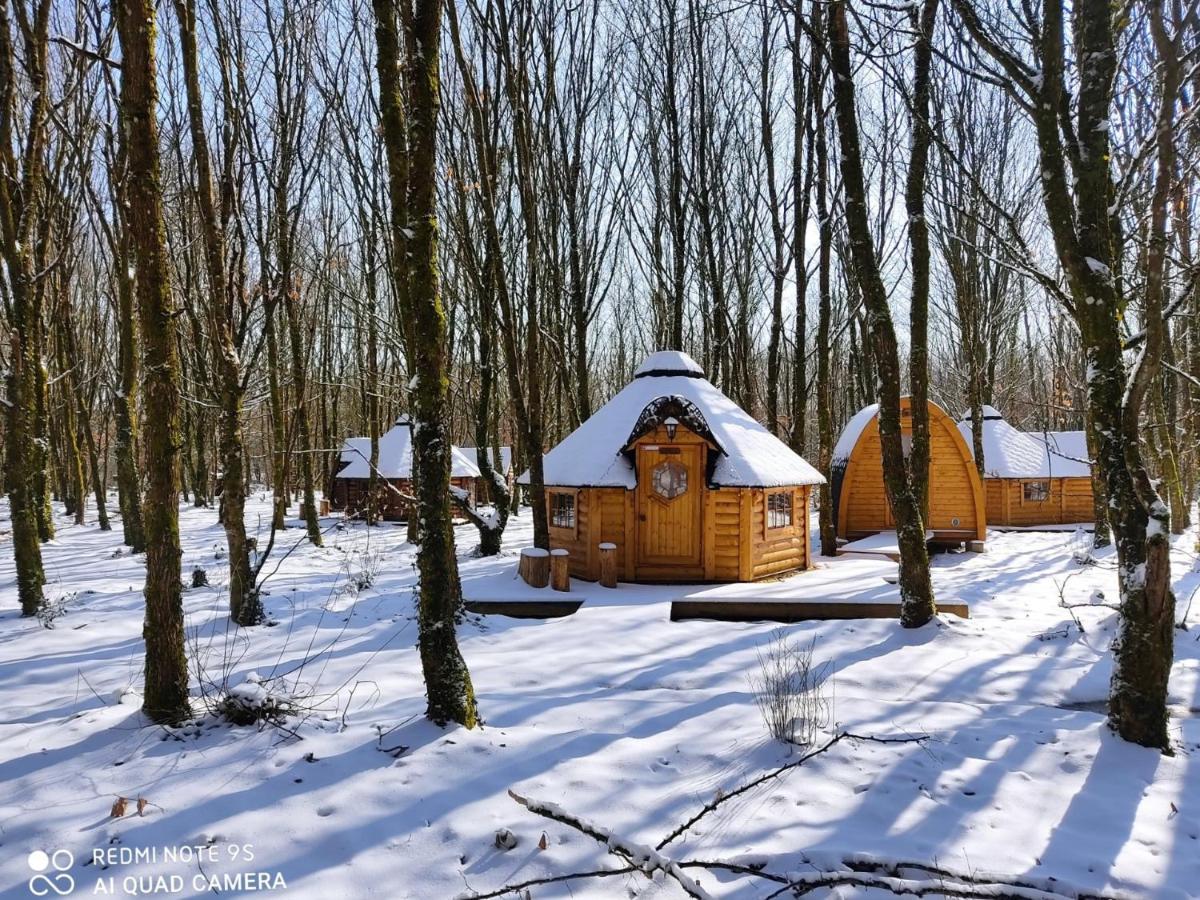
519, 352, 824, 488
339, 436, 371, 465
634, 350, 705, 379
334, 423, 481, 480
956, 409, 1092, 479
1030, 430, 1092, 478
460, 446, 513, 474
831, 404, 879, 467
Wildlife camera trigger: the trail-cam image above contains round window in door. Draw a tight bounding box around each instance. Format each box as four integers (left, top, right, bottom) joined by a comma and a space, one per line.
651, 460, 688, 500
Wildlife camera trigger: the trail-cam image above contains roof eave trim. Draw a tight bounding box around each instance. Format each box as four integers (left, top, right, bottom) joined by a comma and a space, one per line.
632, 368, 705, 380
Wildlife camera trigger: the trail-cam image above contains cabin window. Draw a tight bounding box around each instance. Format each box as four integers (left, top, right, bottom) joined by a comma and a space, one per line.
767, 491, 794, 529
651, 460, 688, 500
550, 492, 576, 530
1023, 481, 1050, 503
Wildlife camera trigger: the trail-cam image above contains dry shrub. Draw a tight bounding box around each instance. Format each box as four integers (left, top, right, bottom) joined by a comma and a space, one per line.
749, 630, 832, 748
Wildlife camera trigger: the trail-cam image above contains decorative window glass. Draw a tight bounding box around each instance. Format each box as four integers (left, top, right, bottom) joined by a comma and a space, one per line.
1023, 481, 1050, 503
550, 492, 576, 528
651, 460, 688, 500
767, 491, 794, 529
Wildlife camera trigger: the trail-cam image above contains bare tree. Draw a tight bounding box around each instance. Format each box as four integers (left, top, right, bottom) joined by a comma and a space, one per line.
115, 0, 191, 723
828, 0, 936, 627
953, 0, 1182, 750
375, 0, 477, 726
0, 0, 52, 616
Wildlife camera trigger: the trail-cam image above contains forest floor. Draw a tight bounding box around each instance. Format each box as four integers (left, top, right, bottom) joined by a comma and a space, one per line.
0, 495, 1198, 899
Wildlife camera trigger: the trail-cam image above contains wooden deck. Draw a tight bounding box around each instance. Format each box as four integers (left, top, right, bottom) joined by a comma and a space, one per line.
464, 599, 583, 619
836, 530, 934, 562
670, 597, 970, 622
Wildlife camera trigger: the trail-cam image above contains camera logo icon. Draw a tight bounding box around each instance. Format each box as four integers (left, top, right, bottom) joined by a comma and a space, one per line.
27, 849, 75, 896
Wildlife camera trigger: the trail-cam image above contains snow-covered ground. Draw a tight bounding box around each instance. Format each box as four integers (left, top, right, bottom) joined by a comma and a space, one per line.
1, 495, 1198, 899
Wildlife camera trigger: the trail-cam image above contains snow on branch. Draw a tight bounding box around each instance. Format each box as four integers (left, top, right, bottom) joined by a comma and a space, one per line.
506, 789, 714, 899
481, 775, 1127, 900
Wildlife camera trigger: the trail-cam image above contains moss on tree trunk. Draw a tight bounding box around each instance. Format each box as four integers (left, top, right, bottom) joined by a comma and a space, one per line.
374, 0, 476, 727
0, 0, 52, 614
828, 0, 935, 626
174, 0, 259, 625
116, 0, 191, 724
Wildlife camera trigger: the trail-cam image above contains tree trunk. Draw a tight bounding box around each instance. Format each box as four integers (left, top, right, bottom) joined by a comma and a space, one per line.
374, 0, 476, 727
283, 286, 322, 546
116, 0, 191, 723
810, 0, 836, 557
79, 399, 111, 531
33, 320, 54, 541
174, 0, 259, 624
113, 223, 146, 551
264, 299, 288, 530
471, 249, 511, 556
828, 0, 935, 627
53, 310, 87, 525
0, 0, 51, 614
905, 0, 940, 515
762, 0, 791, 437
444, 0, 549, 550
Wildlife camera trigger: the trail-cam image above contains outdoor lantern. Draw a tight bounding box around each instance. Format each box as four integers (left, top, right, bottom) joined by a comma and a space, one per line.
664, 416, 679, 440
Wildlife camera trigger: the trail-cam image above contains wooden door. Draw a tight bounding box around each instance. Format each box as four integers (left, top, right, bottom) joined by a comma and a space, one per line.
636, 444, 703, 570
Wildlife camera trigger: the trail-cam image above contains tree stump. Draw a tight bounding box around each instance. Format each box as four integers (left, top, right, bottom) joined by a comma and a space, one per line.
519, 548, 550, 588
550, 549, 570, 592
598, 542, 618, 588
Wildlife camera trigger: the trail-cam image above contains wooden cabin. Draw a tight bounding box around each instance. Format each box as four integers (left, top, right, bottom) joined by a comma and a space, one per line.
460, 446, 514, 505
329, 417, 481, 520
957, 408, 1094, 527
832, 398, 986, 545
519, 351, 825, 583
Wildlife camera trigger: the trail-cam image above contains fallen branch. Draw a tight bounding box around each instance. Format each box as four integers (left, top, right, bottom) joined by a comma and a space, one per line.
490, 750, 1130, 900
506, 790, 713, 899
656, 730, 928, 851
843, 857, 1120, 900
693, 855, 1101, 899
763, 868, 1112, 899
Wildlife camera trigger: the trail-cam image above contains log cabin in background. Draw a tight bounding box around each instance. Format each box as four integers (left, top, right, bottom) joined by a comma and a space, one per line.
519, 351, 825, 583
329, 416, 481, 520
459, 446, 515, 505
832, 398, 987, 547
958, 407, 1094, 527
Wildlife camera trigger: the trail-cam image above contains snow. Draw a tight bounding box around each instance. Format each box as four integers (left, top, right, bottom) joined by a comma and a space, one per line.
831, 403, 879, 466
958, 409, 1092, 479
519, 352, 824, 489
838, 530, 934, 558
463, 545, 911, 608
633, 350, 705, 378
1035, 431, 1094, 477
334, 418, 481, 480
1, 496, 1199, 899
459, 446, 513, 475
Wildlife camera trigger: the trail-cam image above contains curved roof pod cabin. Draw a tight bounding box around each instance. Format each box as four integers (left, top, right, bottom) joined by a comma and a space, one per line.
957, 407, 1094, 527
330, 417, 481, 520
832, 397, 986, 545
519, 351, 825, 583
